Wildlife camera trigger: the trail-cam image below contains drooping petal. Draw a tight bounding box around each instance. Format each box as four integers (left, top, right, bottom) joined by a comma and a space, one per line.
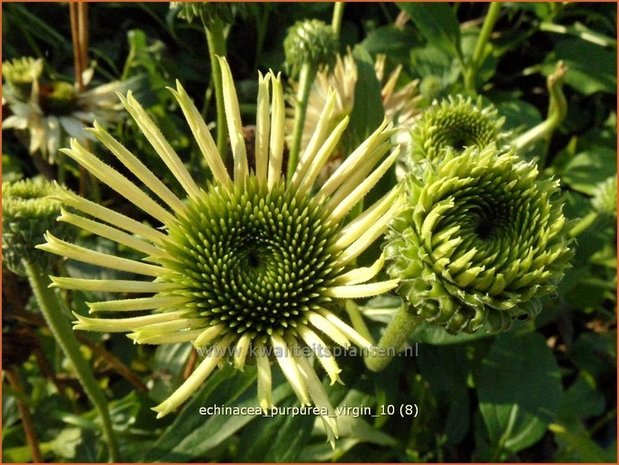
152, 334, 234, 418
58, 208, 165, 258
271, 334, 310, 405
297, 325, 342, 384
306, 311, 350, 348
333, 254, 386, 286
317, 308, 374, 350
295, 354, 339, 448
327, 149, 400, 222
73, 310, 192, 332
37, 232, 166, 277
255, 343, 273, 411
51, 185, 167, 244
49, 276, 178, 293
87, 295, 190, 313
233, 333, 252, 371
325, 279, 400, 299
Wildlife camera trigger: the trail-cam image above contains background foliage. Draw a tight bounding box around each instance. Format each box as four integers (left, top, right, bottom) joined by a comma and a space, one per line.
2, 2, 616, 462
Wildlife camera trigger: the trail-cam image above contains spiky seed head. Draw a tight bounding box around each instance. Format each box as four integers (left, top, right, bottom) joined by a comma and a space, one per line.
2, 178, 71, 275
385, 144, 574, 333
410, 95, 506, 165
284, 19, 338, 77
159, 177, 343, 338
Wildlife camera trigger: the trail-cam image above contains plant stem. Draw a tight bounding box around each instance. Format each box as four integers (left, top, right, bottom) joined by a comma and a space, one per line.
570, 211, 598, 237
514, 61, 568, 162
23, 260, 119, 462
464, 2, 501, 94
5, 367, 43, 463
287, 63, 316, 179
205, 18, 229, 162
331, 2, 345, 39
364, 303, 421, 372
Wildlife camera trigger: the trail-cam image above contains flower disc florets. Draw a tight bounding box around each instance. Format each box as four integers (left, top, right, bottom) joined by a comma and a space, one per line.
385, 144, 573, 333
160, 177, 342, 338
410, 95, 505, 165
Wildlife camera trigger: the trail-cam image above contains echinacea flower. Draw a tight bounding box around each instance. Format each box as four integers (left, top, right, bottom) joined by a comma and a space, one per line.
409, 95, 506, 166
38, 58, 401, 444
288, 51, 420, 159
384, 144, 573, 333
2, 57, 133, 161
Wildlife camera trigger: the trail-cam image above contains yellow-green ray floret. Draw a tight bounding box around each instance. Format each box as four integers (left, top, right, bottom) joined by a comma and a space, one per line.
38, 58, 401, 446
385, 144, 573, 333
410, 95, 505, 165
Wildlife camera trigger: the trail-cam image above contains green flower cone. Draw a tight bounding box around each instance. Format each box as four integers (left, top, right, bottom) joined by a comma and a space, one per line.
385, 144, 574, 333
2, 178, 72, 275
410, 95, 506, 166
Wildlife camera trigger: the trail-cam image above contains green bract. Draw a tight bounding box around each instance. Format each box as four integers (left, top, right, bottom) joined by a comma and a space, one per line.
284, 19, 338, 77
2, 178, 70, 275
410, 95, 505, 165
385, 144, 573, 333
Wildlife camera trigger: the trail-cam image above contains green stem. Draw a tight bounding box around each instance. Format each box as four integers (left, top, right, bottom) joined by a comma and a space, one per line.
23, 261, 119, 462
287, 63, 316, 180
464, 2, 501, 94
364, 303, 421, 372
331, 2, 345, 39
514, 61, 568, 161
205, 18, 228, 162
570, 211, 598, 237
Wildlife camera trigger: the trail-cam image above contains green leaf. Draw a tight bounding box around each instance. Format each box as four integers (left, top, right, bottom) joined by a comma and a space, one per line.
346, 44, 384, 151
142, 365, 291, 462
553, 419, 617, 462
398, 3, 463, 61
361, 26, 417, 61
560, 147, 616, 195
236, 396, 314, 462
543, 37, 616, 94
476, 332, 562, 456
558, 375, 605, 421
